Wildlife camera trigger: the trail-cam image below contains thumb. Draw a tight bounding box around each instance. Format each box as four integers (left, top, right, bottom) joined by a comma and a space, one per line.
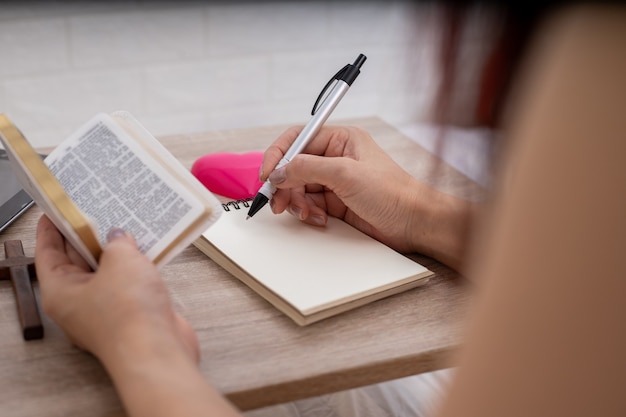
269, 154, 358, 191
97, 228, 156, 280
106, 228, 133, 244
100, 228, 142, 261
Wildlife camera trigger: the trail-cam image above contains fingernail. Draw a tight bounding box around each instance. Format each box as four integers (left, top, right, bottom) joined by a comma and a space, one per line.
269, 166, 286, 185
106, 228, 127, 242
288, 205, 303, 220
258, 164, 264, 181
311, 215, 326, 226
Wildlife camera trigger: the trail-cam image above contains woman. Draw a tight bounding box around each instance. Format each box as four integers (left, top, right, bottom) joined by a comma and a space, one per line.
36, 5, 626, 417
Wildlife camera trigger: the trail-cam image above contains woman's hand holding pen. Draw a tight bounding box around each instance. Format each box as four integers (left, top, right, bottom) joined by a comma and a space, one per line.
260, 125, 476, 271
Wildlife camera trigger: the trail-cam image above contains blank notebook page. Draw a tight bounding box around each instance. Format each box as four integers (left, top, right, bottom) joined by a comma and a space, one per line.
200, 204, 430, 315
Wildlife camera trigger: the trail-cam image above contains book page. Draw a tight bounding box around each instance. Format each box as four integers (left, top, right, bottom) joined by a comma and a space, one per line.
199, 201, 432, 316
45, 113, 206, 261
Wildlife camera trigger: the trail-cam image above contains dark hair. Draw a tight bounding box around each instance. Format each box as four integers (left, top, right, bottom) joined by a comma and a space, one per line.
433, 2, 569, 128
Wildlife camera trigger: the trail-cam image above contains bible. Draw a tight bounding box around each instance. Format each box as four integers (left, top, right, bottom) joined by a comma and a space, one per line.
195, 199, 433, 325
0, 111, 222, 269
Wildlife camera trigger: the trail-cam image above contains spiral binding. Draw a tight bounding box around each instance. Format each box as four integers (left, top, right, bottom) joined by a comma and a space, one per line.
222, 198, 253, 212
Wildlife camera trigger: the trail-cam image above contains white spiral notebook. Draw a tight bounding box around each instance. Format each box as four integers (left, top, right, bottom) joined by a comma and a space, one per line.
194, 199, 433, 325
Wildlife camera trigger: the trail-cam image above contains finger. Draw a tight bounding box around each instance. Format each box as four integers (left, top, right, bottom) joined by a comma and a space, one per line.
301, 194, 328, 227
35, 215, 82, 275
260, 126, 303, 181
284, 188, 309, 221
261, 125, 354, 181
270, 187, 294, 215
64, 236, 92, 271
270, 186, 316, 216
36, 216, 89, 314
270, 153, 359, 194
320, 190, 350, 219
98, 228, 151, 274
297, 125, 354, 157
105, 227, 137, 247
271, 188, 329, 226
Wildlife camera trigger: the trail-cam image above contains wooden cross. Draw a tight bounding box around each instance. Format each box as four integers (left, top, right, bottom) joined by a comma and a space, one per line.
0, 240, 43, 340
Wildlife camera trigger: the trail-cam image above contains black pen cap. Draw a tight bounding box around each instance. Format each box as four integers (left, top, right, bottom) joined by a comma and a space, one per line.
339, 54, 367, 86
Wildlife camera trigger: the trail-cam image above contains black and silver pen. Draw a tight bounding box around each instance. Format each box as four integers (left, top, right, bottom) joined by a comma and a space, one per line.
246, 53, 367, 219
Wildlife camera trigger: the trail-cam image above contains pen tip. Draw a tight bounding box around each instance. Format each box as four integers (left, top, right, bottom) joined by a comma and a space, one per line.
246, 215, 250, 220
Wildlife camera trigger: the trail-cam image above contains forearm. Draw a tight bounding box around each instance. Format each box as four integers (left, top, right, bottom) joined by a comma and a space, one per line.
100, 330, 241, 417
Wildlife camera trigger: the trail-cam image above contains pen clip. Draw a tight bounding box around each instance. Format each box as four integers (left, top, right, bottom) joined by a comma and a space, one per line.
311, 64, 349, 116
311, 54, 367, 116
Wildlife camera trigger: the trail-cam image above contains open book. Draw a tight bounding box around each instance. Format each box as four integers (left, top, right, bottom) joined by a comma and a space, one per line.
0, 112, 221, 269
195, 199, 433, 325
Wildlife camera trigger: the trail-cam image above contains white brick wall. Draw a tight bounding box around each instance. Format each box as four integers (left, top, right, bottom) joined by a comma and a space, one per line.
0, 1, 444, 148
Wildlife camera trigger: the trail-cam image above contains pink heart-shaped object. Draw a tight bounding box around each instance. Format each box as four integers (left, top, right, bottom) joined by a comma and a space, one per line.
191, 152, 264, 200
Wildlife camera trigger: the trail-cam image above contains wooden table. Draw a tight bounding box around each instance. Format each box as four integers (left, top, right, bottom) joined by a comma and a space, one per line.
0, 117, 482, 416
